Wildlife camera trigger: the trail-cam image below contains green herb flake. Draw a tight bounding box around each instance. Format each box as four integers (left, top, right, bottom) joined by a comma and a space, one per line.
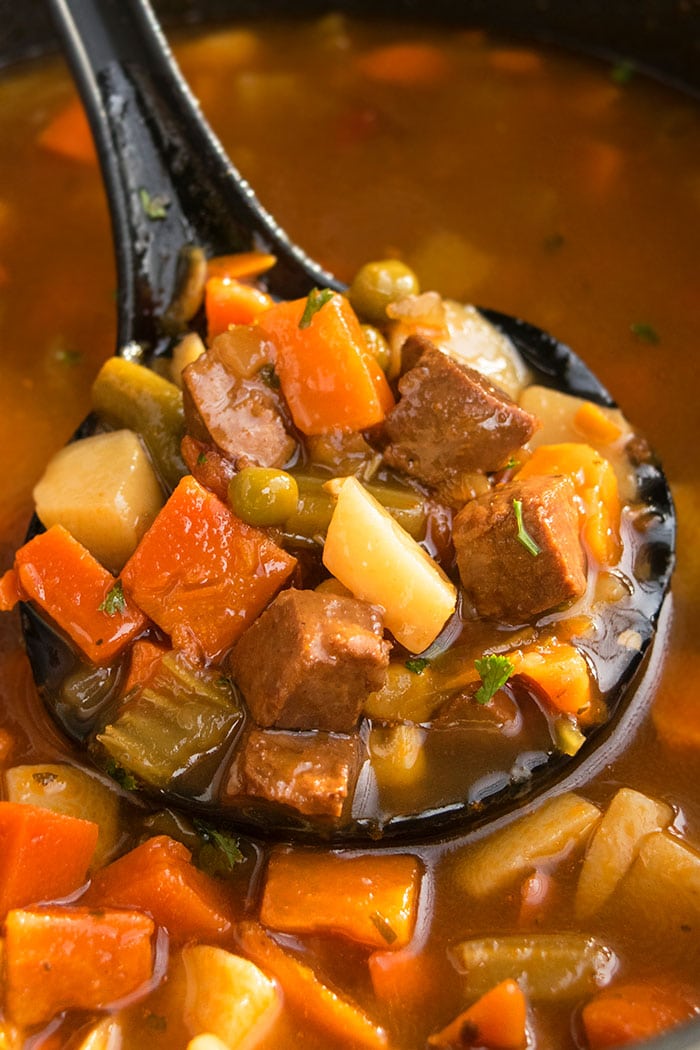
299, 288, 334, 329
105, 760, 138, 792
505, 456, 520, 470
370, 910, 398, 945
139, 187, 171, 221
258, 363, 281, 389
513, 499, 541, 557
611, 60, 635, 85
196, 451, 208, 466
54, 347, 83, 366
474, 654, 515, 705
630, 322, 660, 345
194, 819, 243, 870
99, 580, 126, 616
405, 657, 430, 675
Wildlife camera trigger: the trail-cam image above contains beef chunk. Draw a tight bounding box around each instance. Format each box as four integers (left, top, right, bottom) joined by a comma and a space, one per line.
182, 328, 295, 469
229, 589, 390, 732
382, 337, 538, 487
453, 474, 587, 622
225, 728, 361, 821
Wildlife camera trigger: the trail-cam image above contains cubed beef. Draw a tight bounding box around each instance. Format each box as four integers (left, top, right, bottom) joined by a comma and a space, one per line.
229, 589, 390, 732
225, 728, 362, 821
382, 336, 538, 487
182, 328, 295, 469
453, 474, 587, 622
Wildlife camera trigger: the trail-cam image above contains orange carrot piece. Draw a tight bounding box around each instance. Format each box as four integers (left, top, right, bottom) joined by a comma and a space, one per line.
205, 276, 274, 338
574, 401, 623, 445
121, 475, 297, 662
9, 525, 148, 665
258, 293, 394, 435
369, 944, 440, 1012
5, 906, 155, 1027
37, 97, 98, 165
0, 802, 98, 917
428, 980, 528, 1048
122, 636, 169, 694
236, 920, 388, 1049
511, 641, 592, 715
516, 442, 621, 565
582, 982, 698, 1049
357, 43, 449, 86
84, 834, 234, 945
207, 251, 277, 281
0, 568, 22, 611
260, 849, 421, 950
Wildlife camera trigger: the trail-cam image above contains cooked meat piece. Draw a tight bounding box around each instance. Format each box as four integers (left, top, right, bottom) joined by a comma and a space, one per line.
181, 435, 237, 502
382, 336, 538, 487
453, 474, 587, 622
229, 589, 390, 732
225, 728, 362, 821
182, 329, 295, 469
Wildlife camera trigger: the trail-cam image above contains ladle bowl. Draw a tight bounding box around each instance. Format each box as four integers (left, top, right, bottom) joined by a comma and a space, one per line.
21, 0, 675, 842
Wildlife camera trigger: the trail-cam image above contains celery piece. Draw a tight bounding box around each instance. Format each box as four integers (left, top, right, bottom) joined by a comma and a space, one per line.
92, 356, 186, 491
97, 652, 242, 788
285, 475, 426, 542
450, 933, 617, 1001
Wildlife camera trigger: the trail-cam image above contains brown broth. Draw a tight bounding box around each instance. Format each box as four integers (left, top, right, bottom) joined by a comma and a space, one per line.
0, 15, 699, 1049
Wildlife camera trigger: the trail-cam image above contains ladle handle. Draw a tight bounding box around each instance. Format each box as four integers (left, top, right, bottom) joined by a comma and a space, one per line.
46, 0, 339, 354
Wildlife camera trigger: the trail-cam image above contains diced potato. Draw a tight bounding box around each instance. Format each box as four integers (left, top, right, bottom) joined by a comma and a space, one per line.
4, 763, 123, 869
574, 787, 674, 919
171, 332, 206, 387
369, 724, 427, 790
454, 792, 601, 898
323, 476, 456, 653
450, 933, 616, 1001
73, 1017, 122, 1050
181, 944, 280, 1047
33, 429, 164, 573
187, 1037, 229, 1050
616, 831, 700, 958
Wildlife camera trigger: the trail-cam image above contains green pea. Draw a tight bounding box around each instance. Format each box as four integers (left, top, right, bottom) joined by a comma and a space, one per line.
348, 259, 420, 324
228, 467, 299, 527
362, 324, 392, 374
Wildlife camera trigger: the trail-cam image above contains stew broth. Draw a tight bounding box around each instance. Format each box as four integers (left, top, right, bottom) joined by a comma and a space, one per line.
0, 15, 699, 1050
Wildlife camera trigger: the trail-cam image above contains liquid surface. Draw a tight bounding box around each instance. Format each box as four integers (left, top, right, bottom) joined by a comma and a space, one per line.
0, 16, 699, 1050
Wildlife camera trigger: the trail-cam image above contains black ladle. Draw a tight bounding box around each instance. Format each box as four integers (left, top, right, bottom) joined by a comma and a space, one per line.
22, 0, 675, 842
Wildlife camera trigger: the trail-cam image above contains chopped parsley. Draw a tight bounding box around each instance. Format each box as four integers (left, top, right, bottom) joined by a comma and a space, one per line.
105, 760, 138, 792
194, 819, 243, 870
196, 451, 208, 466
258, 363, 281, 389
299, 287, 334, 329
611, 60, 635, 85
99, 580, 126, 616
139, 187, 170, 220
630, 322, 660, 345
505, 456, 520, 470
474, 654, 515, 705
513, 499, 541, 556
370, 910, 398, 945
405, 656, 430, 675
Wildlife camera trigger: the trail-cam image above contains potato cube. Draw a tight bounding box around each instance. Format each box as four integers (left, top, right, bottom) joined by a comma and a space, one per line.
182, 945, 279, 1047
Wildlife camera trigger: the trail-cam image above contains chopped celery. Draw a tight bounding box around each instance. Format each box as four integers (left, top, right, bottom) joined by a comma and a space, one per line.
450, 933, 616, 1001
284, 475, 426, 542
97, 652, 242, 788
553, 716, 586, 756
92, 357, 186, 491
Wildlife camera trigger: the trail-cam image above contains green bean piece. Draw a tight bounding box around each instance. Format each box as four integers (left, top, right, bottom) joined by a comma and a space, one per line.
362, 324, 392, 373
348, 259, 420, 324
91, 356, 186, 491
228, 467, 300, 527
284, 476, 426, 541
97, 652, 243, 789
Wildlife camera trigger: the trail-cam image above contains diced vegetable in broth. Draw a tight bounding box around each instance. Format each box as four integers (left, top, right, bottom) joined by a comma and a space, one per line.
181, 945, 280, 1047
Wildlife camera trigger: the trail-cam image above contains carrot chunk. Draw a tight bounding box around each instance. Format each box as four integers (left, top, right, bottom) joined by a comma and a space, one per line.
0, 568, 22, 611
356, 43, 450, 86
37, 97, 97, 165
511, 641, 592, 716
4, 906, 154, 1027
122, 636, 170, 694
8, 525, 148, 665
207, 251, 277, 281
0, 802, 98, 917
236, 920, 388, 1049
121, 475, 297, 662
258, 292, 394, 435
516, 442, 621, 565
84, 834, 235, 945
428, 979, 528, 1049
574, 401, 623, 445
205, 276, 274, 338
582, 981, 699, 1048
260, 849, 421, 950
